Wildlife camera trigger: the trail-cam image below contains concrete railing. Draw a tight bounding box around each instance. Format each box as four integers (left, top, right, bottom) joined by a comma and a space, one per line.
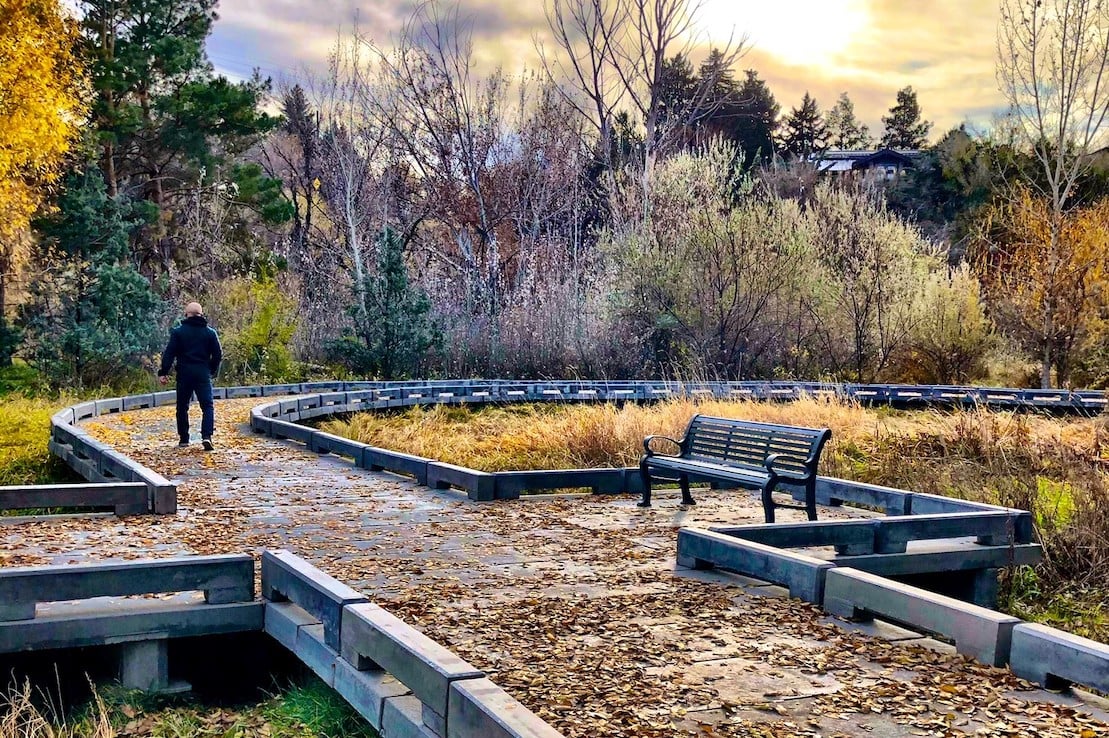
2, 550, 566, 737
239, 379, 1109, 502
39, 380, 1109, 702
0, 482, 149, 516
671, 493, 1109, 698
49, 392, 180, 514
0, 553, 261, 691
262, 550, 564, 738
48, 379, 1108, 510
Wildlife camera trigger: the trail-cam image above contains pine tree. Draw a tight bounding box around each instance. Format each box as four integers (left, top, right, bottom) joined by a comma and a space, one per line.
78, 0, 280, 272
782, 92, 829, 159
329, 228, 438, 379
21, 166, 161, 387
732, 70, 780, 167
881, 86, 931, 149
658, 54, 698, 129
698, 48, 739, 103
826, 92, 872, 149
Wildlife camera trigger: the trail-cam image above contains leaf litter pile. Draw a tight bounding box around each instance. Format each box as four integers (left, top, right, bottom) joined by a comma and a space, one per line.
2, 399, 1105, 737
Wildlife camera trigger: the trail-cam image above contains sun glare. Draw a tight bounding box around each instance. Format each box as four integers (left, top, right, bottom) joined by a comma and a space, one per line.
700, 0, 870, 68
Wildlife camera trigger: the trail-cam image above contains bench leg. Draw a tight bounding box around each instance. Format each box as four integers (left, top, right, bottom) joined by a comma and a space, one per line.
679, 473, 695, 505
761, 484, 776, 524
804, 481, 818, 521
637, 457, 652, 507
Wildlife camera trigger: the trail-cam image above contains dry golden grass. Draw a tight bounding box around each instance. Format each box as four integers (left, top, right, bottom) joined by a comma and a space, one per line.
0, 681, 112, 738
322, 395, 1108, 477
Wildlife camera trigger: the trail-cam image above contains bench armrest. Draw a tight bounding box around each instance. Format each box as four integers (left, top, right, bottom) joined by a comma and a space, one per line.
643, 435, 683, 456
764, 454, 812, 482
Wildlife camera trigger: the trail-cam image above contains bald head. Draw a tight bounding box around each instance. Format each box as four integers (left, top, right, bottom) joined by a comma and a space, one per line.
185, 302, 203, 317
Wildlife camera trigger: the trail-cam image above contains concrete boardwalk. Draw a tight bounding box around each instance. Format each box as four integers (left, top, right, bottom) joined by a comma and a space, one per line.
4, 398, 1108, 737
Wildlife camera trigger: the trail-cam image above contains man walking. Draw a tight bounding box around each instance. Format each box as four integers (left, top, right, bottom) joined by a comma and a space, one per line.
158, 302, 222, 450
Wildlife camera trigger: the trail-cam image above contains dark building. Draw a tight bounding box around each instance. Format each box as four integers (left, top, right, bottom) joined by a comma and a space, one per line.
814, 148, 922, 179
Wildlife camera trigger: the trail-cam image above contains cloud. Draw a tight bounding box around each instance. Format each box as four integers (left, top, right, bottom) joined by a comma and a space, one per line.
730, 0, 1004, 136
207, 0, 1008, 140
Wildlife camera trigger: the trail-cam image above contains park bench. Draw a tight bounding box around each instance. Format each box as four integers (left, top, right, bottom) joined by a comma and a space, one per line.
638, 414, 831, 522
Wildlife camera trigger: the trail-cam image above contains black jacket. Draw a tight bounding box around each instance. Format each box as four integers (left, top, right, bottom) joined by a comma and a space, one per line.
158, 315, 223, 377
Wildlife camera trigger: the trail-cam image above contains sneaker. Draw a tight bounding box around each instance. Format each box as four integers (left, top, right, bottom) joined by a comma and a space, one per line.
202, 438, 214, 452
177, 439, 189, 447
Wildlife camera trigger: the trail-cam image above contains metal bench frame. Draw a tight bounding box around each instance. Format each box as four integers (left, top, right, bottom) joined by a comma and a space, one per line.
638, 414, 831, 522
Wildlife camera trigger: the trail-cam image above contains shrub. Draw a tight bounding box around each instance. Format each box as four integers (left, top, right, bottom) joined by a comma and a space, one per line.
204, 276, 300, 383
891, 264, 996, 384
331, 228, 438, 380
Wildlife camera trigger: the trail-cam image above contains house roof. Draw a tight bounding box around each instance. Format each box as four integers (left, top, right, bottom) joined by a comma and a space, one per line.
814, 147, 923, 171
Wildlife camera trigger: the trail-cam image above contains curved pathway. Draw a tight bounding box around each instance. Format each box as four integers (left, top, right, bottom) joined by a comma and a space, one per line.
4, 398, 1109, 737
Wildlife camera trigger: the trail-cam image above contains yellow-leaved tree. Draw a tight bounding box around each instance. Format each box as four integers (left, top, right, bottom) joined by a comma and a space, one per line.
0, 0, 86, 334
976, 186, 1109, 387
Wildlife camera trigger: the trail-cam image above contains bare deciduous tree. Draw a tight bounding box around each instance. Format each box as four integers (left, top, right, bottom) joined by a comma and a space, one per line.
997, 0, 1109, 387
541, 0, 746, 177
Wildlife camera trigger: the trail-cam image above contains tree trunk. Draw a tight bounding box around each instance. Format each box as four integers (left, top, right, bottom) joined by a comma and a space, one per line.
1041, 340, 1052, 389
1041, 212, 1062, 389
0, 268, 9, 368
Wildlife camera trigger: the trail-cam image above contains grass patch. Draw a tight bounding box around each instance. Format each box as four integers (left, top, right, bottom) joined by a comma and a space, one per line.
262, 679, 378, 737
0, 677, 379, 738
0, 395, 79, 487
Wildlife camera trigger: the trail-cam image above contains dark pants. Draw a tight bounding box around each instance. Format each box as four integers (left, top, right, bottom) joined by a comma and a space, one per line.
176, 366, 214, 442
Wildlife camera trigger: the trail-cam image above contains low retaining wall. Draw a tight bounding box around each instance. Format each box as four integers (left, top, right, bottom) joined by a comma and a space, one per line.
823, 567, 1021, 667
0, 482, 149, 516
677, 528, 834, 603
672, 493, 1109, 697
1009, 623, 1109, 693
3, 551, 566, 737
817, 567, 1109, 695
49, 379, 1109, 509
261, 549, 564, 738
38, 380, 1109, 704
50, 396, 178, 514
0, 553, 261, 691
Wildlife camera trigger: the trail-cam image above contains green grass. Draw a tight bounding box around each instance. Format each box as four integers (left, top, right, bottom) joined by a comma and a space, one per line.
3, 677, 379, 738
262, 679, 379, 737
0, 394, 79, 487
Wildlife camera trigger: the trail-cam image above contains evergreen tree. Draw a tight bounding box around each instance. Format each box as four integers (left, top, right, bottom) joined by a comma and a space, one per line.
20, 166, 161, 387
657, 54, 699, 131
781, 92, 828, 159
279, 85, 321, 263
329, 228, 438, 379
698, 48, 740, 103
732, 70, 780, 168
78, 0, 280, 272
886, 126, 996, 254
881, 86, 931, 149
825, 92, 872, 149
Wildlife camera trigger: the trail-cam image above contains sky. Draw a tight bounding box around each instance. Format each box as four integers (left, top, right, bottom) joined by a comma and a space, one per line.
206, 0, 1006, 140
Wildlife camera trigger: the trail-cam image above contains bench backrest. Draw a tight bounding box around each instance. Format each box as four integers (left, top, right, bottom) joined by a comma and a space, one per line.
684, 415, 830, 476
